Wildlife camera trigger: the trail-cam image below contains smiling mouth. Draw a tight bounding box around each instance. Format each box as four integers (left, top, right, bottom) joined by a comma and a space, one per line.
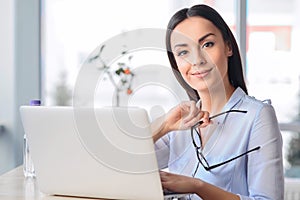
191, 68, 213, 78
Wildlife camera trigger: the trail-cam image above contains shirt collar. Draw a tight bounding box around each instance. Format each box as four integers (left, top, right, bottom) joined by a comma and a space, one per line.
222, 87, 246, 111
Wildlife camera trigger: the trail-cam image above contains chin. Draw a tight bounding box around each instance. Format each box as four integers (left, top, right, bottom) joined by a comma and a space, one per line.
185, 77, 210, 92
191, 84, 209, 93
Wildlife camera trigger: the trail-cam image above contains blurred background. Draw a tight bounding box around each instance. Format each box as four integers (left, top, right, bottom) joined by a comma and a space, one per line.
1, 0, 300, 198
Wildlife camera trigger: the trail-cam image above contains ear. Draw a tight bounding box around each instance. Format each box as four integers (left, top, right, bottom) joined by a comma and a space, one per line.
226, 41, 233, 57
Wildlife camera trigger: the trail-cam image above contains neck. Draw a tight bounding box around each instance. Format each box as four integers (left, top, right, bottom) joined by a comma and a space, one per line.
198, 84, 235, 115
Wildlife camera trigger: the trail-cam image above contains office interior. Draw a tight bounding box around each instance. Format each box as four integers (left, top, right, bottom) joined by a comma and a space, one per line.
1, 0, 300, 198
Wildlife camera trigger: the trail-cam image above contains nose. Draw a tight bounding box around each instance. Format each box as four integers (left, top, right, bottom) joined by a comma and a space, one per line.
192, 58, 206, 66
191, 48, 207, 67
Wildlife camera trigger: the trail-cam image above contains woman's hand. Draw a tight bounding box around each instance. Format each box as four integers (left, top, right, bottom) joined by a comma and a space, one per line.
152, 101, 209, 142
160, 171, 240, 200
165, 101, 209, 131
160, 171, 200, 194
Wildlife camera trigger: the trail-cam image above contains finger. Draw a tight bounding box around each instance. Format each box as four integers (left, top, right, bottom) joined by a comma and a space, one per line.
159, 171, 167, 178
160, 171, 174, 177
179, 102, 194, 117
199, 111, 210, 127
183, 110, 206, 128
160, 177, 171, 188
182, 102, 199, 123
159, 171, 170, 180
159, 172, 172, 190
161, 181, 171, 190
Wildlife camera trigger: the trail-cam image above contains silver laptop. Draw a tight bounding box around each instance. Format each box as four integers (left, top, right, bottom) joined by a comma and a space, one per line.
20, 106, 188, 200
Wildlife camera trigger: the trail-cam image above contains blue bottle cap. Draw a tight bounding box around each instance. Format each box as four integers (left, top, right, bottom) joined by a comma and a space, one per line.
30, 99, 41, 106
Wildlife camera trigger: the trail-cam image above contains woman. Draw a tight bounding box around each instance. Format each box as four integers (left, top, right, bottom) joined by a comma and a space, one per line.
152, 4, 284, 200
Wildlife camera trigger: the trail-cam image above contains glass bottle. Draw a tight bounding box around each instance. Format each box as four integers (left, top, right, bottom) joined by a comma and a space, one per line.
23, 99, 41, 178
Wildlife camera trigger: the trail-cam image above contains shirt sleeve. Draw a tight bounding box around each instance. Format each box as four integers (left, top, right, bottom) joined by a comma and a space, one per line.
154, 134, 170, 169
239, 103, 284, 200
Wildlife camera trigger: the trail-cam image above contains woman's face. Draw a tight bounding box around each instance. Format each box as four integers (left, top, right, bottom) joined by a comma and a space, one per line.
170, 16, 232, 92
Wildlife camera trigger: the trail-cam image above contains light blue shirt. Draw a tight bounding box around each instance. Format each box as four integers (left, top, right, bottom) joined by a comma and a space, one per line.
155, 87, 284, 200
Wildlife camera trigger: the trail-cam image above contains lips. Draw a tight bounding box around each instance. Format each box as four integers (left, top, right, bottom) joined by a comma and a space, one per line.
191, 68, 213, 78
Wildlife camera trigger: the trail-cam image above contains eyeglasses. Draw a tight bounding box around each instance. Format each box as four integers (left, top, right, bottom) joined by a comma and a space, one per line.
191, 110, 261, 171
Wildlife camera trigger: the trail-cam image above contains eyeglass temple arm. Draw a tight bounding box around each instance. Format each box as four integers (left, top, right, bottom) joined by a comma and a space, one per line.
192, 110, 247, 128
207, 146, 261, 170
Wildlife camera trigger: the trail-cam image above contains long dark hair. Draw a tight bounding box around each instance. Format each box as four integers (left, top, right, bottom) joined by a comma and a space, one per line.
166, 4, 248, 101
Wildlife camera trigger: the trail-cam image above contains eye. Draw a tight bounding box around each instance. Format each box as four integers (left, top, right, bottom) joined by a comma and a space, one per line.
202, 42, 214, 48
176, 50, 189, 57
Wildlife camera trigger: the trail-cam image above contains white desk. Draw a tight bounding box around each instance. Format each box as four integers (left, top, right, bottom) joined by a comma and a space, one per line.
4, 166, 300, 200
0, 166, 108, 200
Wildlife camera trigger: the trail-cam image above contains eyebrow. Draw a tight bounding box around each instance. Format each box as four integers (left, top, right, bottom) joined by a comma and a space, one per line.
198, 33, 215, 43
173, 33, 216, 49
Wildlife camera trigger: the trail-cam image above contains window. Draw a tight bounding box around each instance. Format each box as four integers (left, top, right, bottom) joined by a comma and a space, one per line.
42, 0, 300, 178
41, 0, 234, 116
247, 0, 300, 178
